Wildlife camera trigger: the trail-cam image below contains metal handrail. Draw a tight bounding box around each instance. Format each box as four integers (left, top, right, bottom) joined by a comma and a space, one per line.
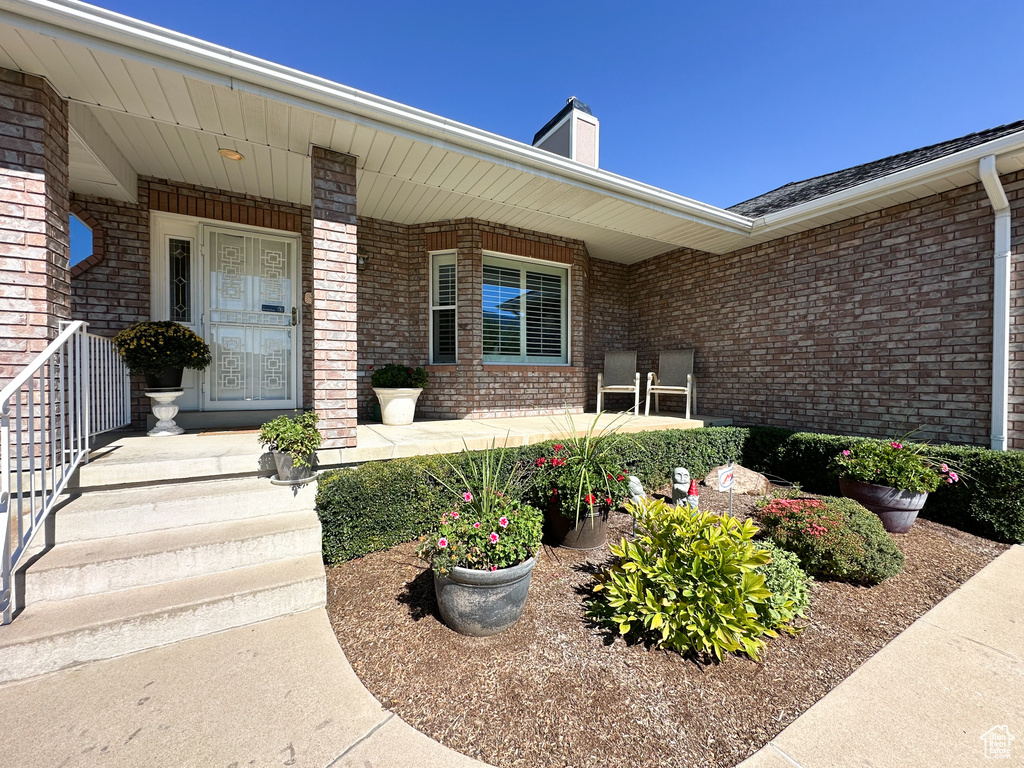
1, 320, 131, 623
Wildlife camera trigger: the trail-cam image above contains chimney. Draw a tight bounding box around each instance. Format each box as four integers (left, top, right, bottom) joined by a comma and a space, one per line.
532, 97, 599, 168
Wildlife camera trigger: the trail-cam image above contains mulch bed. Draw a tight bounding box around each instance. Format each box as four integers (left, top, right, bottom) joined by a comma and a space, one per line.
324, 488, 1008, 768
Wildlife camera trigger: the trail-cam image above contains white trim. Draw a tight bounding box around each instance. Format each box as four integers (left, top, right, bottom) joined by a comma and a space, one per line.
481, 250, 570, 366
428, 249, 457, 365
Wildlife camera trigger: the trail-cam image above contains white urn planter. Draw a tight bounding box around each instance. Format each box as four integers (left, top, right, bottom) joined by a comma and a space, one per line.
145, 389, 184, 436
373, 387, 423, 426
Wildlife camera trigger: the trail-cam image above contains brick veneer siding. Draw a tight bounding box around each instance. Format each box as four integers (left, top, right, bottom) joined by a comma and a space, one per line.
0, 69, 69, 385
586, 258, 635, 412
310, 147, 358, 447
355, 217, 590, 419
627, 173, 1024, 449
71, 177, 312, 427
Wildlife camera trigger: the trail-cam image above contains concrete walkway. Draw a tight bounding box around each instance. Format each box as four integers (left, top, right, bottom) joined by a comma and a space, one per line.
740, 545, 1024, 768
0, 608, 490, 768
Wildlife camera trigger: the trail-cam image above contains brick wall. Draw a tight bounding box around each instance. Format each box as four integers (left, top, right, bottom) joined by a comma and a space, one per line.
356, 217, 590, 419
310, 147, 358, 447
587, 258, 635, 411
627, 173, 1024, 448
0, 69, 68, 385
71, 176, 311, 426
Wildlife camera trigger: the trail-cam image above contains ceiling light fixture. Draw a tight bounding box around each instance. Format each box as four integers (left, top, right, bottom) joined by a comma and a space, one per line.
217, 148, 244, 161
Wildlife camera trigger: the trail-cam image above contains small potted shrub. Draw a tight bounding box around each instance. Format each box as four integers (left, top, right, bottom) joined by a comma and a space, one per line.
371, 364, 428, 426
113, 320, 212, 389
531, 412, 630, 549
417, 440, 543, 636
258, 410, 322, 484
832, 437, 959, 532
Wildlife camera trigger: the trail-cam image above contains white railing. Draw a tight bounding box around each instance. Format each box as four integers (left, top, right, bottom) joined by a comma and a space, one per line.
1, 321, 131, 623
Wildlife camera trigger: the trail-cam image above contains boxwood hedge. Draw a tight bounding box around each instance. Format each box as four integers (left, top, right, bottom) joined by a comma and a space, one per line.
315, 426, 1024, 563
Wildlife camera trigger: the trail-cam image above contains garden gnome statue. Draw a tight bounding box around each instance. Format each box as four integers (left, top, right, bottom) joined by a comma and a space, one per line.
687, 479, 699, 510
628, 476, 646, 506
671, 467, 691, 507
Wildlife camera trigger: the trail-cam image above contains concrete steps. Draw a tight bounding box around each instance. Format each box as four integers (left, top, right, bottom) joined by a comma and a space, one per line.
0, 555, 326, 684
2, 459, 327, 684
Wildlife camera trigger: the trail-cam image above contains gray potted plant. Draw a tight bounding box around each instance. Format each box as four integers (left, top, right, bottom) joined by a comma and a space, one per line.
258, 410, 322, 484
371, 364, 428, 426
833, 436, 959, 533
417, 440, 543, 636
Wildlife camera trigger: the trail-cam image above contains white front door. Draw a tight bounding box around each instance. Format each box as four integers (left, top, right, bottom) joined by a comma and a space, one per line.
149, 213, 301, 412
203, 226, 300, 410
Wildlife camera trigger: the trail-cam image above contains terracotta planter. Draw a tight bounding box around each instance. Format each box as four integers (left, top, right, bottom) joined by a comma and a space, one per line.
373, 387, 423, 426
839, 478, 928, 534
144, 366, 183, 390
545, 498, 610, 550
433, 557, 536, 637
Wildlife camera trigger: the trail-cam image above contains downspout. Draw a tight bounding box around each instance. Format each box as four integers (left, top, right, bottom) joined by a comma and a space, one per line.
978, 155, 1011, 451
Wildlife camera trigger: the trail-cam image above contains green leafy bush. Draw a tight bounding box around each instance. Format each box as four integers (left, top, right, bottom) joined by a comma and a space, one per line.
755, 495, 904, 584
587, 498, 788, 661
754, 540, 811, 628
745, 429, 1024, 543
112, 320, 212, 375
258, 411, 322, 468
370, 363, 428, 388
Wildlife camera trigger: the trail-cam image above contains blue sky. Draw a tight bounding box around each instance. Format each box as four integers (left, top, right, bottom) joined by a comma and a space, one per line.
90, 0, 1024, 208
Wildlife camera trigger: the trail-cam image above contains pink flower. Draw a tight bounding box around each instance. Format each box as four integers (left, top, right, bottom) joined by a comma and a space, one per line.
438, 537, 448, 548
451, 511, 460, 520
489, 532, 499, 544
499, 517, 509, 528
891, 442, 903, 450
941, 464, 949, 472
949, 471, 959, 483
490, 565, 498, 572
473, 522, 481, 528
462, 492, 473, 502
842, 450, 851, 456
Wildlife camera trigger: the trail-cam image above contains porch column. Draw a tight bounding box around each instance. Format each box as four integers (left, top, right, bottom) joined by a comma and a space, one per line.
310, 146, 358, 448
0, 69, 69, 385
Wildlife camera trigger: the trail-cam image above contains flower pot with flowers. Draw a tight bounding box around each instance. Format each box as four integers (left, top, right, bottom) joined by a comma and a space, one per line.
532, 412, 631, 550
417, 440, 543, 636
832, 436, 959, 533
370, 364, 428, 426
112, 320, 212, 389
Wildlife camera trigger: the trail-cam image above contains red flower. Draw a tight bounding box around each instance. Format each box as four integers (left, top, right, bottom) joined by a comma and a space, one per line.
605, 497, 612, 505
553, 444, 563, 452
607, 474, 613, 480
536, 457, 547, 466
585, 494, 596, 506
552, 458, 565, 467
617, 475, 625, 482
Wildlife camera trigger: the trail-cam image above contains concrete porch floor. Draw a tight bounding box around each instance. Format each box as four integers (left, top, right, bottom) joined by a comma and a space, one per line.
78, 411, 730, 487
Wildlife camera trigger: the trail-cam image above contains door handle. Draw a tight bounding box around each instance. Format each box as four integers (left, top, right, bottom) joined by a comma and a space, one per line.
291, 307, 298, 326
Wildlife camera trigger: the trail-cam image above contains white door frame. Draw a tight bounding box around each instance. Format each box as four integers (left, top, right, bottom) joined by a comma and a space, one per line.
149, 211, 303, 411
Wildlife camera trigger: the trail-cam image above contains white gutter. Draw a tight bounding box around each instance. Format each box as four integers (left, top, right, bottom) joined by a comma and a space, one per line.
0, 0, 752, 235
978, 155, 1011, 451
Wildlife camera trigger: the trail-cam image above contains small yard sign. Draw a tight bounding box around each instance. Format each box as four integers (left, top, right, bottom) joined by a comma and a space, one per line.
717, 463, 735, 492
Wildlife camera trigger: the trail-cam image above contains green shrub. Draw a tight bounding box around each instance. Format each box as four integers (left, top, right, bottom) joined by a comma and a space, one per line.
258, 410, 321, 468
587, 498, 788, 661
754, 541, 811, 628
755, 495, 904, 584
745, 429, 1024, 543
370, 363, 428, 388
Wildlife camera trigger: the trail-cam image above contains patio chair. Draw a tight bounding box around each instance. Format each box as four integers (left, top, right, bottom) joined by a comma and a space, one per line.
596, 351, 641, 416
645, 349, 696, 419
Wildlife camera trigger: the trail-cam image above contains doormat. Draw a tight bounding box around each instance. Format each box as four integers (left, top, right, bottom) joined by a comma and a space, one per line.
197, 427, 261, 436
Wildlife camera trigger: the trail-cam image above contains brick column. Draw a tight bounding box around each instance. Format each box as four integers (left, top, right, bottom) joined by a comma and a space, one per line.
0, 69, 70, 385
311, 146, 358, 447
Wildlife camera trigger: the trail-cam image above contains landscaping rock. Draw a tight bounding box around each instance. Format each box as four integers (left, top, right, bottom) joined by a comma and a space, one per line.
703, 464, 771, 495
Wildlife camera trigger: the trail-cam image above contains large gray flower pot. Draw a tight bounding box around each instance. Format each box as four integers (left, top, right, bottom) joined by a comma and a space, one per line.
433, 557, 536, 637
839, 478, 928, 534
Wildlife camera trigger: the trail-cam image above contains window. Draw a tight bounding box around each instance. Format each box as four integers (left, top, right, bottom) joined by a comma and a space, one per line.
482, 254, 568, 364
430, 252, 456, 363
169, 237, 193, 323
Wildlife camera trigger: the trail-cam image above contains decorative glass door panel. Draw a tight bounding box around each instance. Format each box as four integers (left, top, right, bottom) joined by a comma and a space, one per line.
204, 228, 298, 409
